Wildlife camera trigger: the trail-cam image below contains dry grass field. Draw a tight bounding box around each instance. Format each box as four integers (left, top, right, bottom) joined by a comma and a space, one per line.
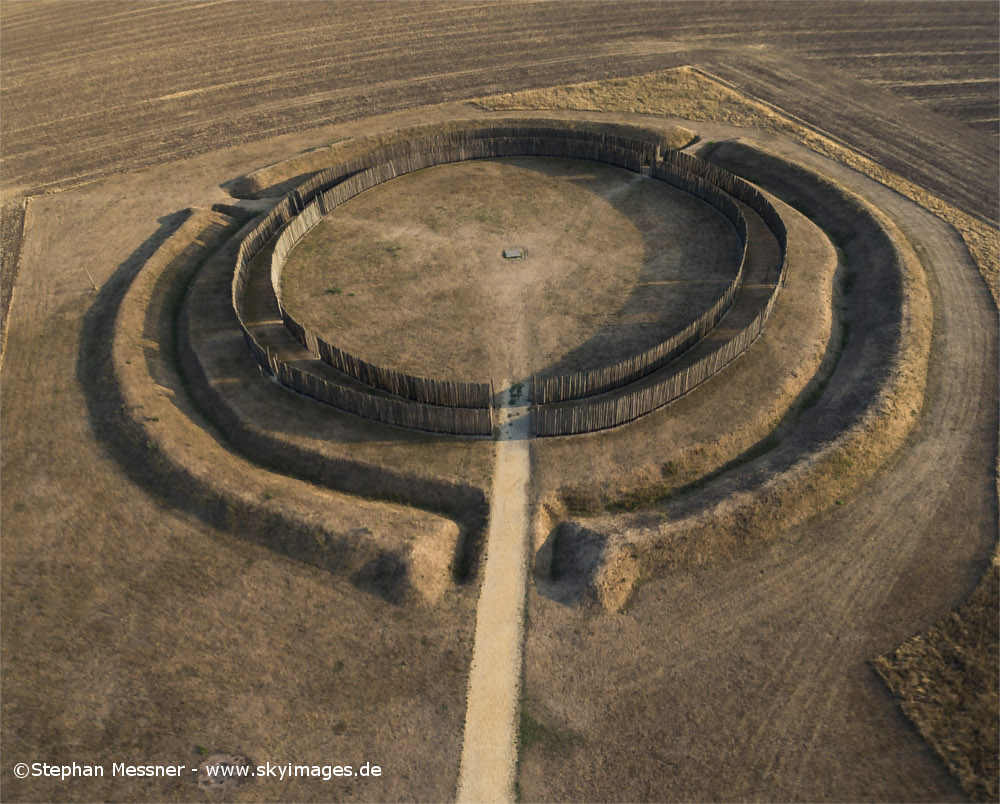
875, 550, 1000, 802
1, 3, 997, 804
0, 198, 26, 358
279, 156, 740, 382
485, 78, 996, 803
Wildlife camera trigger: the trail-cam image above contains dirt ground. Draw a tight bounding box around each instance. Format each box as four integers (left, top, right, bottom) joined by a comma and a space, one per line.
0, 123, 491, 803
456, 401, 532, 803
2, 3, 994, 208
3, 97, 993, 802
280, 156, 740, 383
1, 10, 997, 800
516, 125, 997, 801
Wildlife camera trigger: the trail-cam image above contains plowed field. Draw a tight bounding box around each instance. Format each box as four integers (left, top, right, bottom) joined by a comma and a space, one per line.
2, 1, 996, 218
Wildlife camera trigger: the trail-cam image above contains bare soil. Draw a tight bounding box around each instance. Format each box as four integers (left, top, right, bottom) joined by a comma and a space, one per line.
2, 3, 994, 205
280, 156, 740, 383
518, 134, 997, 801
0, 131, 484, 803
456, 400, 532, 802
1, 12, 997, 800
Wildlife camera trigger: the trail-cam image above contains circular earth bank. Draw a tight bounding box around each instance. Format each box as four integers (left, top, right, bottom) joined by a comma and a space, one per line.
280, 157, 742, 383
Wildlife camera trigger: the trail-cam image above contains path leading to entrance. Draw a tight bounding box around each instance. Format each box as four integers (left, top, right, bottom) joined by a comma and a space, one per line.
456, 385, 532, 803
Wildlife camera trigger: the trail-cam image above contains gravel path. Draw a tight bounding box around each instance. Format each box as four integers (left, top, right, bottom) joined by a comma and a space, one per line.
457, 391, 532, 803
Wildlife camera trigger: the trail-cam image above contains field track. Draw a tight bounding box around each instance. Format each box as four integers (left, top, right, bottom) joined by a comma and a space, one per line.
457, 398, 532, 802
1, 1, 996, 221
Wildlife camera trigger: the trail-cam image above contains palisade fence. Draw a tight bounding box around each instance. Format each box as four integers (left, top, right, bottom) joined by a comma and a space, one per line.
536, 165, 748, 403
534, 178, 789, 436
271, 126, 741, 408
230, 121, 786, 437
532, 283, 784, 436
290, 123, 666, 209
230, 189, 493, 435
270, 193, 491, 409
536, 150, 786, 403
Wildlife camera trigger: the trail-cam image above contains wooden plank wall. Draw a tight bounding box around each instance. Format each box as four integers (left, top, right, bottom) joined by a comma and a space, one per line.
536, 164, 749, 403
228, 121, 788, 437
533, 163, 790, 436
229, 186, 493, 435
271, 127, 664, 409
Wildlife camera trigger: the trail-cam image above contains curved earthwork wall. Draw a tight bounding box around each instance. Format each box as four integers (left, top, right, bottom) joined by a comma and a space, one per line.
532, 147, 789, 436
230, 122, 790, 437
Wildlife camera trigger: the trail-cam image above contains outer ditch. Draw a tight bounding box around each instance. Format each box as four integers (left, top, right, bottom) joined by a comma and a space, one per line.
544, 141, 932, 610
90, 206, 472, 604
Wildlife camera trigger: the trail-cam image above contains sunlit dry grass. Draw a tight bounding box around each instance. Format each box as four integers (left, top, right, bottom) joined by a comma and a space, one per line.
480, 66, 998, 801
478, 67, 999, 307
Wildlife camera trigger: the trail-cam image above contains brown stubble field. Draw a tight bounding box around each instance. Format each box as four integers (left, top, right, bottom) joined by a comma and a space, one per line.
0, 1, 996, 212
1, 2, 998, 803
